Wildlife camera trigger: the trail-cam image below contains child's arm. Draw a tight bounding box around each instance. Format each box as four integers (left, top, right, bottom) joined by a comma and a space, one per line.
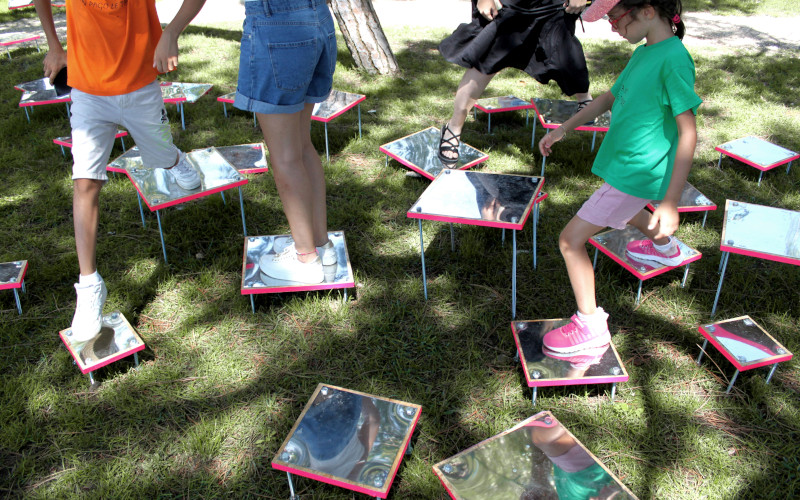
153, 0, 207, 73
538, 91, 614, 157
648, 109, 697, 238
33, 0, 66, 83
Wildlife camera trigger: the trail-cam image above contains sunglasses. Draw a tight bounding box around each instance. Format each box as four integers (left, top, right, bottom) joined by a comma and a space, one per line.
608, 7, 634, 28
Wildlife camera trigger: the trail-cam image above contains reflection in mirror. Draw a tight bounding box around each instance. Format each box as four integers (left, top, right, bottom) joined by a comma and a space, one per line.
475, 96, 532, 111
533, 98, 611, 129
701, 316, 791, 367
721, 201, 800, 260
718, 136, 797, 168
513, 320, 626, 386
592, 227, 699, 275
273, 384, 420, 496
381, 127, 488, 178
649, 182, 714, 210
312, 90, 364, 120
59, 311, 144, 374
214, 143, 267, 173
0, 261, 25, 285
409, 171, 542, 225
434, 411, 637, 499
159, 82, 212, 103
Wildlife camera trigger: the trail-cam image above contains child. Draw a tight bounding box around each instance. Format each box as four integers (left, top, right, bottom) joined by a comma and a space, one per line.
33, 0, 207, 341
438, 0, 594, 165
537, 0, 700, 352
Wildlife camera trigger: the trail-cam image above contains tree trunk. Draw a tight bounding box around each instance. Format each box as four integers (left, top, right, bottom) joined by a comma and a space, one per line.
328, 0, 399, 75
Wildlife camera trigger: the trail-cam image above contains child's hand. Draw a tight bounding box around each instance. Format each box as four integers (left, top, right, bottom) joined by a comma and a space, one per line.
477, 0, 500, 20
648, 204, 679, 239
42, 47, 66, 84
538, 127, 565, 157
153, 29, 180, 73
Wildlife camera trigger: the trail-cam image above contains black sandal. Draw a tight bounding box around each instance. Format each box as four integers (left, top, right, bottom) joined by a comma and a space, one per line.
437, 123, 461, 166
576, 99, 592, 112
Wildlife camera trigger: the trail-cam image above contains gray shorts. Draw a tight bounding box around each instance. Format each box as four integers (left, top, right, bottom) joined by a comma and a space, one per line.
70, 80, 179, 181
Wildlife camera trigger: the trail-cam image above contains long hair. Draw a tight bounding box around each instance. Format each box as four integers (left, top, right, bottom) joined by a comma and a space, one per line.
618, 0, 685, 39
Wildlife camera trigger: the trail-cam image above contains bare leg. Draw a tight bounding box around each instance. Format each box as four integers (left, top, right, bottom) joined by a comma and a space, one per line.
627, 210, 670, 246
441, 68, 496, 160
257, 105, 326, 263
569, 91, 592, 102
559, 216, 605, 315
73, 179, 104, 275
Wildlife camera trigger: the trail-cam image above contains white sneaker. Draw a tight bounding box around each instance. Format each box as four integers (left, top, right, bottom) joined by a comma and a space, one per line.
69, 279, 107, 342
259, 243, 323, 283
273, 237, 337, 266
169, 152, 201, 190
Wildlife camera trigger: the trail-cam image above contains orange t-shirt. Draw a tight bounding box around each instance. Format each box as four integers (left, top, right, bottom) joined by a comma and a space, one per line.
66, 0, 162, 96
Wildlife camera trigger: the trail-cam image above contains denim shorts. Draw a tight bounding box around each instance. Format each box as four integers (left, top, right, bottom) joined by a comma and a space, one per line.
235, 0, 336, 115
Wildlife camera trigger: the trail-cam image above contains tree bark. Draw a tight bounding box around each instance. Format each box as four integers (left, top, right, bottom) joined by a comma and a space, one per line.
328, 0, 399, 75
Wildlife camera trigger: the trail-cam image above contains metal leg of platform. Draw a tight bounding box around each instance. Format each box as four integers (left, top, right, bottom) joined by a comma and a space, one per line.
250, 294, 255, 314
512, 225, 518, 318
357, 103, 362, 138
136, 193, 146, 227
324, 123, 330, 163
119, 136, 126, 152
635, 279, 643, 306
88, 371, 96, 386
591, 131, 597, 152
697, 339, 708, 364
66, 102, 70, 115
592, 247, 598, 270
766, 364, 778, 384
59, 145, 65, 157
726, 370, 739, 394
220, 191, 226, 205
501, 228, 505, 247
238, 187, 247, 237
287, 472, 298, 500
531, 386, 538, 407
449, 223, 455, 252
786, 160, 792, 175
23, 106, 30, 123
610, 382, 617, 401
681, 264, 690, 288
21, 280, 26, 294
179, 103, 185, 130
133, 352, 140, 369
13, 289, 22, 315
525, 109, 529, 127
487, 114, 492, 134
711, 251, 730, 318
222, 102, 228, 118
758, 170, 763, 186
717, 153, 722, 168
533, 203, 539, 269
4, 47, 10, 59
540, 155, 546, 177
418, 219, 427, 300
702, 211, 708, 228
156, 210, 168, 264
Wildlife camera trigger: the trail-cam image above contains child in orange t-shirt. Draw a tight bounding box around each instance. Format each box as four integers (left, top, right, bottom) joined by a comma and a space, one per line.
33, 0, 206, 341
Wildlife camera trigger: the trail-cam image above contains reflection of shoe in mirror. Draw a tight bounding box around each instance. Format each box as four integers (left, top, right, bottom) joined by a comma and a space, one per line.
323, 263, 337, 283
273, 237, 337, 266
543, 343, 610, 369
259, 244, 323, 283
437, 122, 460, 166
543, 309, 610, 353
70, 278, 107, 342
168, 152, 201, 190
626, 238, 682, 266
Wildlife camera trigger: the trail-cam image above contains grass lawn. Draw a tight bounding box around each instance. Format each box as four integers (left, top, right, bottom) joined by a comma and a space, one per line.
1, 15, 800, 500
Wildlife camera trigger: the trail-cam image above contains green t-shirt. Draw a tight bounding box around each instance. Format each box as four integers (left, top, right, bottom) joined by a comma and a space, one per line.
591, 36, 702, 200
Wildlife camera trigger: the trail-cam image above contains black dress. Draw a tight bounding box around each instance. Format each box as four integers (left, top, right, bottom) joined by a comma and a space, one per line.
439, 0, 590, 95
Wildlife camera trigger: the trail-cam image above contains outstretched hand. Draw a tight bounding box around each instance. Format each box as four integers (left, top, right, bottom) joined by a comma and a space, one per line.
648, 204, 680, 240
153, 29, 179, 73
477, 0, 501, 20
538, 127, 565, 157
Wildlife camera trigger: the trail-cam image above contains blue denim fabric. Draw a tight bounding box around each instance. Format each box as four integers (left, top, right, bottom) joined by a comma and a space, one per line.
234, 0, 336, 114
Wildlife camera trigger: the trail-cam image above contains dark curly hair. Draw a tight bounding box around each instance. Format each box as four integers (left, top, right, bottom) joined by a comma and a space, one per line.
618, 0, 685, 39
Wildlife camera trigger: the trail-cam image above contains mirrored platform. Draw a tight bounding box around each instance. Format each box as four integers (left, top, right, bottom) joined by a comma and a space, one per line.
380, 127, 489, 180
123, 147, 248, 211
474, 95, 534, 113
55, 130, 127, 156
312, 89, 366, 122
716, 136, 798, 171
433, 411, 637, 500
59, 311, 145, 374
160, 82, 213, 103
699, 316, 792, 372
214, 143, 268, 174
242, 232, 354, 294
217, 91, 235, 104
720, 200, 800, 265
0, 260, 27, 291
272, 383, 421, 499
512, 319, 628, 388
590, 227, 702, 280
531, 98, 611, 131
17, 77, 71, 106
107, 147, 142, 174
407, 170, 543, 230
647, 182, 716, 213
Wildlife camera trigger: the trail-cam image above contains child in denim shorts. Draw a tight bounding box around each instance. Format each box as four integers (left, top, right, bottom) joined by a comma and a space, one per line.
235, 0, 338, 284
34, 0, 207, 341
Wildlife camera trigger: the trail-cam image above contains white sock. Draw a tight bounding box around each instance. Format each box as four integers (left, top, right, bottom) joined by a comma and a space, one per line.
654, 236, 677, 254
78, 271, 102, 286
577, 307, 605, 322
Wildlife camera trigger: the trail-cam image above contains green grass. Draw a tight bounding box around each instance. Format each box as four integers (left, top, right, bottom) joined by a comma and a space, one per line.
0, 18, 799, 500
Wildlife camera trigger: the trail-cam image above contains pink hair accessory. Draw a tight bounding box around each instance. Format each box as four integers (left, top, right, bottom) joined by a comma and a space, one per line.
672, 14, 681, 23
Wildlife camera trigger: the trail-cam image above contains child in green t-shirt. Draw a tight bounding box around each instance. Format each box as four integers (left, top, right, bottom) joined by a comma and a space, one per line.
537, 0, 701, 353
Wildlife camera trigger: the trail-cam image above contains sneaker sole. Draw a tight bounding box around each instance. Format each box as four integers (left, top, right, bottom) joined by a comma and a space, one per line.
626, 251, 683, 267
543, 332, 611, 353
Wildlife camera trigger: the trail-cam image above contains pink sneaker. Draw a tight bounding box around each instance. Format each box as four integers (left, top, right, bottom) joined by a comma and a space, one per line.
626, 239, 683, 266
543, 343, 610, 369
542, 311, 610, 353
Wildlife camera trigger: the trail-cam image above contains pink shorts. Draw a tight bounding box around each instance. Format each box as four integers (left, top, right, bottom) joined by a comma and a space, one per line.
576, 183, 651, 230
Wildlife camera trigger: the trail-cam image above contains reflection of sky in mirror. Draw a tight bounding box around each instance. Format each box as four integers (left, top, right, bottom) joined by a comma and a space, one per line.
16, 78, 51, 92
515, 320, 623, 384
0, 261, 24, 284
476, 96, 531, 111
213, 144, 267, 172
719, 136, 797, 167
722, 201, 800, 259
312, 90, 363, 120
593, 227, 698, 273
436, 413, 635, 499
534, 98, 611, 129
243, 234, 351, 289
381, 127, 487, 176
18, 78, 70, 104
705, 317, 787, 365
160, 83, 212, 103
410, 171, 540, 224
650, 182, 714, 209
277, 386, 417, 492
